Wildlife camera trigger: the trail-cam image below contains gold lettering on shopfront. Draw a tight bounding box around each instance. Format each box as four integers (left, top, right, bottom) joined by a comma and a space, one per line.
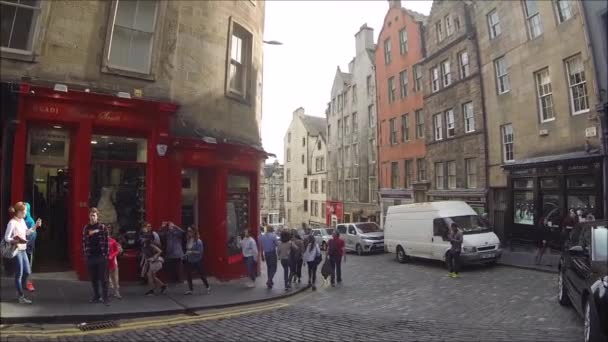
97, 111, 122, 122
33, 104, 60, 114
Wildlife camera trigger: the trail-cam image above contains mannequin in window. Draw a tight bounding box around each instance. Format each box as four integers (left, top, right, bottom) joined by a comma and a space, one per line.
97, 186, 117, 225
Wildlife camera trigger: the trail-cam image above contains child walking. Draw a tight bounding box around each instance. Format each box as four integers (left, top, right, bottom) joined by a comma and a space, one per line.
107, 225, 122, 299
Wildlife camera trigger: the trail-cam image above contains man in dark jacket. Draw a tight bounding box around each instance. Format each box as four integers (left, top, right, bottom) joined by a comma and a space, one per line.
82, 207, 110, 305
447, 222, 463, 278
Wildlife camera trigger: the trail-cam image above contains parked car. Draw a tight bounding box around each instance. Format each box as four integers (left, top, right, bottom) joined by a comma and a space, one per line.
311, 227, 334, 250
558, 220, 608, 342
384, 201, 502, 266
335, 222, 384, 255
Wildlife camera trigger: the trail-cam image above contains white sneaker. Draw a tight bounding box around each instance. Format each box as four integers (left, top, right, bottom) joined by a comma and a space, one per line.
206, 286, 211, 294
18, 296, 32, 304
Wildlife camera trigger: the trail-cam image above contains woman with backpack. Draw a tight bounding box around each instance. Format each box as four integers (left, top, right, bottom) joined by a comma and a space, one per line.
303, 235, 321, 291
277, 230, 293, 291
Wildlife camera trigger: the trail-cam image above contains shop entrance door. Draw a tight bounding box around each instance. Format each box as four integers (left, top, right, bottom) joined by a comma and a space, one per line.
25, 165, 71, 272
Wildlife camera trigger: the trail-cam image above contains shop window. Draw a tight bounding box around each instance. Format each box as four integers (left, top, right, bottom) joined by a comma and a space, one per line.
27, 128, 70, 166
541, 194, 561, 228
514, 191, 534, 225
91, 135, 147, 162
226, 175, 251, 256
513, 178, 533, 189
540, 177, 559, 189
181, 169, 198, 228
568, 195, 596, 217
567, 175, 595, 188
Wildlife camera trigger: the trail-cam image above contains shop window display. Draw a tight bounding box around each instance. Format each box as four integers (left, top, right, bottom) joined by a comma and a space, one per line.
89, 136, 147, 248
514, 191, 534, 225
226, 175, 251, 256
567, 195, 596, 217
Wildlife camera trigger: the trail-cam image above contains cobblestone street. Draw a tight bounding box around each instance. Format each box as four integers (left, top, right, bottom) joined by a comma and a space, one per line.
1, 253, 583, 341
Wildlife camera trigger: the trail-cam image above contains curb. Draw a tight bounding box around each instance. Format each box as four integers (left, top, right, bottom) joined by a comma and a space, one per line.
0, 285, 310, 325
497, 262, 557, 274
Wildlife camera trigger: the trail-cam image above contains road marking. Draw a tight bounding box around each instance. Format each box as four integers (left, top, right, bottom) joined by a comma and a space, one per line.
1, 302, 288, 337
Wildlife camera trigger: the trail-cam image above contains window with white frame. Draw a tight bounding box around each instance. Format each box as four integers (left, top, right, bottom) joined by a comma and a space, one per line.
435, 162, 445, 189
352, 85, 357, 104
458, 51, 470, 78
227, 21, 253, 98
441, 60, 451, 87
286, 187, 291, 202
487, 9, 501, 39
524, 0, 543, 39
535, 68, 555, 122
1, 0, 41, 52
465, 158, 477, 188
495, 56, 510, 94
555, 0, 573, 23
337, 119, 342, 137
502, 124, 514, 162
107, 0, 159, 74
401, 113, 410, 142
431, 67, 440, 93
366, 75, 372, 95
400, 69, 408, 98
434, 114, 443, 141
388, 76, 396, 103
286, 169, 291, 182
369, 138, 377, 163
286, 148, 291, 162
447, 161, 456, 189
414, 65, 422, 92
463, 102, 475, 133
322, 180, 326, 194
368, 104, 376, 127
344, 115, 350, 136
384, 38, 392, 65
399, 28, 408, 55
389, 118, 397, 145
352, 112, 358, 133
445, 109, 455, 138
565, 55, 589, 114
415, 109, 424, 139
353, 143, 359, 165
445, 15, 454, 36
436, 21, 444, 42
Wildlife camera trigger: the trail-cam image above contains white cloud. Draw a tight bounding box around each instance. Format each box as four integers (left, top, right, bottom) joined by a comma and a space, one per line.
261, 0, 432, 163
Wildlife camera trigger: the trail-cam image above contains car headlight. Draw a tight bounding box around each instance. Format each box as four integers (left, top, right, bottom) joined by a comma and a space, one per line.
462, 246, 476, 253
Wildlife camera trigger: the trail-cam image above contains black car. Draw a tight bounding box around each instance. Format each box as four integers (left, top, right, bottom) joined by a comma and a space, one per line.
558, 220, 608, 342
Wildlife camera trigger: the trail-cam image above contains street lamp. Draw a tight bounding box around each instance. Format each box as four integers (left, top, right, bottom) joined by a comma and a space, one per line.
263, 40, 283, 45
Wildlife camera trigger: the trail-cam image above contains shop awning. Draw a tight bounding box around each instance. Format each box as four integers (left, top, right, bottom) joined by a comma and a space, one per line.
503, 150, 602, 169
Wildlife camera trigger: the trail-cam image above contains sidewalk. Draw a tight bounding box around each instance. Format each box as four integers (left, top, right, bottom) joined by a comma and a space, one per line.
497, 243, 560, 273
1, 261, 307, 324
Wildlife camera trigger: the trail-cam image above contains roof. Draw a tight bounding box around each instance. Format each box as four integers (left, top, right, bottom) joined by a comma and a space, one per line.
300, 114, 327, 140
263, 162, 282, 178
403, 8, 427, 24
502, 150, 602, 169
340, 72, 353, 85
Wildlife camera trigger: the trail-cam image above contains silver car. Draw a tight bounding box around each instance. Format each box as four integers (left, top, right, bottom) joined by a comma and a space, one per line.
336, 222, 384, 255
312, 228, 335, 251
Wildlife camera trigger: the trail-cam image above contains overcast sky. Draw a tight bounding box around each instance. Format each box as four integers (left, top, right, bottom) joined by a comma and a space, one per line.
261, 0, 432, 163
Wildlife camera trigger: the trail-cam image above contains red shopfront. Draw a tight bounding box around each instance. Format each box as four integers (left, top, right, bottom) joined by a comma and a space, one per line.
325, 201, 343, 228
10, 84, 176, 281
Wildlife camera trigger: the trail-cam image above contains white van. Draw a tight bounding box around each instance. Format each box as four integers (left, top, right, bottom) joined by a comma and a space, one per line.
384, 201, 502, 265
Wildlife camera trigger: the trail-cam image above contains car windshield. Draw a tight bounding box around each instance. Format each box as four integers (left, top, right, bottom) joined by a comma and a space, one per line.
321, 228, 334, 236
592, 226, 607, 262
444, 215, 491, 235
356, 223, 380, 233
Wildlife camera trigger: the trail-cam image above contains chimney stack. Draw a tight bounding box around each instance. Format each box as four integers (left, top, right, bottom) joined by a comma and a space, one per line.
293, 107, 305, 118
388, 0, 401, 9
355, 23, 375, 55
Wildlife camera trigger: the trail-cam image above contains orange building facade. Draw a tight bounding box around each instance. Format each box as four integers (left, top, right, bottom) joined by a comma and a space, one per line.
375, 0, 428, 228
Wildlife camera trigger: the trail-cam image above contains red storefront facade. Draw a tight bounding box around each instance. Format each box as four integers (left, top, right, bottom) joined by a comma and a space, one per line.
9, 84, 262, 281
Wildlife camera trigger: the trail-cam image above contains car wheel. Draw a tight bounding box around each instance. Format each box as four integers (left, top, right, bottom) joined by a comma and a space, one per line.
558, 269, 571, 306
396, 246, 408, 264
321, 242, 327, 251
356, 244, 363, 256
583, 297, 602, 342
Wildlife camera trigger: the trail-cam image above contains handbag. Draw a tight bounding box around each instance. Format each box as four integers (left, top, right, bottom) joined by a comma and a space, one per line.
321, 257, 331, 278
1, 239, 18, 259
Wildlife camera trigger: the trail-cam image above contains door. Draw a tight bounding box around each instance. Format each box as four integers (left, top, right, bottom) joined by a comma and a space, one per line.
431, 218, 450, 260
347, 224, 357, 251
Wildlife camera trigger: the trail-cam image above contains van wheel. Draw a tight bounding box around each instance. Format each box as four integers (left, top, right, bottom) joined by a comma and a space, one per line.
396, 246, 408, 264
356, 244, 363, 256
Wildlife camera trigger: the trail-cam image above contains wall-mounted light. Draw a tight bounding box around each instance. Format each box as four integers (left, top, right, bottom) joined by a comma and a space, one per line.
53, 84, 68, 92
53, 125, 62, 129
91, 140, 98, 144
85, 89, 90, 93
117, 92, 131, 99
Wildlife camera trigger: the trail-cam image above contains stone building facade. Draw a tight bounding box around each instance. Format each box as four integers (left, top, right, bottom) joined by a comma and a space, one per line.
326, 24, 380, 225
375, 0, 427, 228
0, 0, 266, 281
260, 161, 284, 226
420, 0, 488, 215
474, 0, 603, 242
283, 108, 327, 228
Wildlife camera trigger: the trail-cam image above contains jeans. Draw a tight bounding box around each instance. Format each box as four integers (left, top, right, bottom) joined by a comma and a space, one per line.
13, 251, 30, 297
244, 256, 256, 282
87, 255, 108, 300
306, 261, 317, 285
108, 267, 120, 294
295, 259, 303, 280
280, 259, 290, 288
184, 261, 209, 290
264, 252, 277, 286
446, 250, 461, 273
164, 258, 182, 283
329, 255, 342, 285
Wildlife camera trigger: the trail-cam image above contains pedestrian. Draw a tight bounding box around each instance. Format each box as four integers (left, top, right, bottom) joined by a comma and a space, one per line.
259, 225, 279, 289
278, 230, 294, 291
303, 235, 321, 291
142, 238, 167, 296
4, 202, 40, 304
24, 202, 37, 292
327, 230, 345, 287
139, 222, 160, 285
107, 224, 122, 299
446, 222, 463, 278
290, 230, 304, 285
240, 229, 258, 288
160, 221, 185, 285
82, 207, 110, 305
183, 226, 210, 295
